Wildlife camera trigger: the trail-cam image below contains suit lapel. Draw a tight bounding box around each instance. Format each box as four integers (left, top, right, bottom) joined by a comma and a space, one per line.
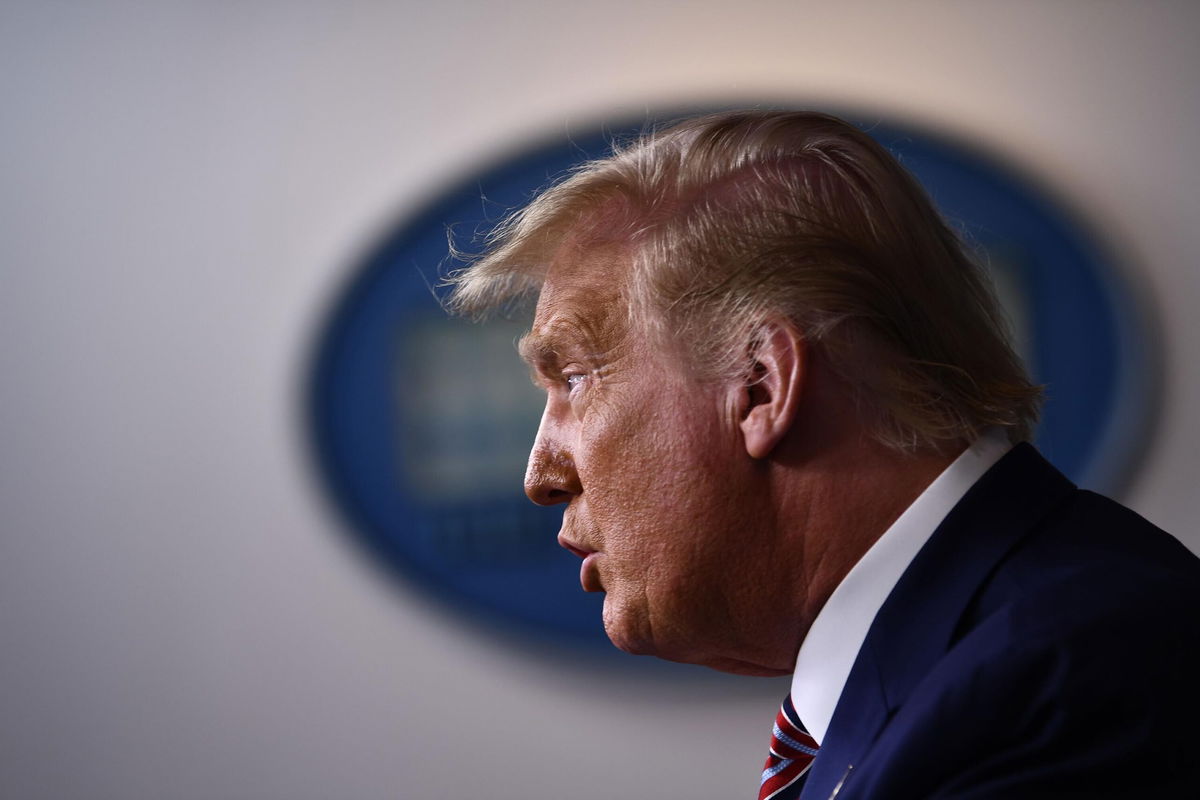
801, 444, 1076, 799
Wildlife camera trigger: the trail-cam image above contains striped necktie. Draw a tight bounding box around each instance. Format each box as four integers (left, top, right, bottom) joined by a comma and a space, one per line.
759, 694, 819, 800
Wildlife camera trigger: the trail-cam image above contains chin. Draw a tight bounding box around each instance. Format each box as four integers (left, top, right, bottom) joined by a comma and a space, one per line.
603, 612, 789, 676
697, 657, 793, 677
610, 638, 791, 676
602, 596, 683, 659
602, 614, 654, 656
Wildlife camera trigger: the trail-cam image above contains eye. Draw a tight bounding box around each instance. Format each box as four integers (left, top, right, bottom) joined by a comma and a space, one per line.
565, 372, 587, 392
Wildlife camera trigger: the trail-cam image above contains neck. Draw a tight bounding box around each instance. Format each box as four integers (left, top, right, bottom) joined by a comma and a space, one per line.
767, 364, 964, 667
786, 440, 958, 636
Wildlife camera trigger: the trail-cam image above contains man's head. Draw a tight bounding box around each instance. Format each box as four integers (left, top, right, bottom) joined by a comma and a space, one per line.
446, 110, 1040, 673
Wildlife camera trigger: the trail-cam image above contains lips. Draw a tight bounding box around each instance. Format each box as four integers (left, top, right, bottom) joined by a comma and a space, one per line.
556, 537, 585, 557
558, 533, 603, 592
557, 530, 592, 557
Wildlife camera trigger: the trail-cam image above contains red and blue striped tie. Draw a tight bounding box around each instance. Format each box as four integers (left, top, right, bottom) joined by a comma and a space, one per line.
759, 695, 819, 800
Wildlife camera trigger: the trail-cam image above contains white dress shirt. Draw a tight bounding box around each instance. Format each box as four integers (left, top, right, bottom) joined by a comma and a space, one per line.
790, 432, 1013, 744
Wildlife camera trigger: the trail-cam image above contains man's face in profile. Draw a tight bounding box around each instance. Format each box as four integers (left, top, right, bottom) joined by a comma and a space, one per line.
519, 243, 792, 676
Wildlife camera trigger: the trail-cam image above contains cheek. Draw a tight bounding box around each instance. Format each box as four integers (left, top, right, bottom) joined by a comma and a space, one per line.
577, 375, 743, 551
589, 431, 745, 564
580, 411, 697, 521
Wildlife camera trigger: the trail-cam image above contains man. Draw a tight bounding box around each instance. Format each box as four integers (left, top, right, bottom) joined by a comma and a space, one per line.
446, 111, 1200, 798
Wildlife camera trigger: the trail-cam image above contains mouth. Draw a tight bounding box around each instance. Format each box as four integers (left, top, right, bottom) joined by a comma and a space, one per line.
557, 531, 595, 559
560, 541, 593, 560
558, 533, 603, 592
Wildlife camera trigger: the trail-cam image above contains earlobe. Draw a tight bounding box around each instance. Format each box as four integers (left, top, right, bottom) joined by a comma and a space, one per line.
738, 320, 805, 459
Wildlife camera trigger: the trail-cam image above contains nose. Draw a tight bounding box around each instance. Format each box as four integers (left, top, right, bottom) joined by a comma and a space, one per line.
524, 408, 581, 506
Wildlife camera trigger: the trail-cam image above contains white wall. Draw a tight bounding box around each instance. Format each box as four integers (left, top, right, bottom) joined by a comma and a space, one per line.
2, 1, 1197, 797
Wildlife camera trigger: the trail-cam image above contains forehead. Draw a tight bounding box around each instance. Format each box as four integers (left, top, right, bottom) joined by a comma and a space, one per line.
525, 242, 634, 357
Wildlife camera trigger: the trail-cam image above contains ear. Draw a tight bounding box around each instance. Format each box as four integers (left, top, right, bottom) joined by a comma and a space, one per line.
736, 319, 806, 459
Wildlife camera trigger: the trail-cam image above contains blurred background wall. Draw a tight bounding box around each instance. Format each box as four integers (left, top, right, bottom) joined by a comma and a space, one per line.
2, 1, 1197, 798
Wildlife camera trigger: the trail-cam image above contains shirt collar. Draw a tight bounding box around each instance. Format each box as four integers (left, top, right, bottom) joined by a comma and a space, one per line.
789, 431, 1012, 744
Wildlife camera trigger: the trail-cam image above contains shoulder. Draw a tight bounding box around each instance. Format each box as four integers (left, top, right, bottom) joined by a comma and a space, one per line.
857, 495, 1200, 798
961, 482, 1200, 646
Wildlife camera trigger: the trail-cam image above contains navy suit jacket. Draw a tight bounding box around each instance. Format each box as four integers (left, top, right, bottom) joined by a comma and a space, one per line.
799, 444, 1200, 799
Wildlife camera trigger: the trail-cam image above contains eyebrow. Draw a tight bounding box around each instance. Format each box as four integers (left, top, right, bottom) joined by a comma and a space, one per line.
518, 320, 607, 375
517, 331, 560, 370
518, 300, 625, 373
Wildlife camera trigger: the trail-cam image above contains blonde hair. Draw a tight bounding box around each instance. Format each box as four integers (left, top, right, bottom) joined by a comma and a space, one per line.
446, 110, 1041, 450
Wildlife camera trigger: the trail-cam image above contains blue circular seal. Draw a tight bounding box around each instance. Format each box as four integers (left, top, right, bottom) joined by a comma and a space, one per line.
308, 111, 1157, 651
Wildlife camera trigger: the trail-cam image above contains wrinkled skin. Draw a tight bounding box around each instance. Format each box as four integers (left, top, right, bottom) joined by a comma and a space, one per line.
520, 244, 797, 675
520, 242, 955, 675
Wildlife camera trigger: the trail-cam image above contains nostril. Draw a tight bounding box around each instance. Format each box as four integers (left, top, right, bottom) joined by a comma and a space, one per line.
525, 443, 580, 505
526, 484, 572, 507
